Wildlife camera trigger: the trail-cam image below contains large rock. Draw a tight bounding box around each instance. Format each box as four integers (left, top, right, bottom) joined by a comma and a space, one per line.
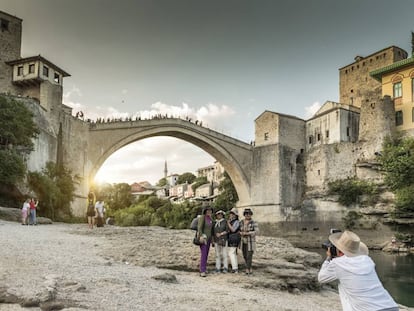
0, 206, 52, 224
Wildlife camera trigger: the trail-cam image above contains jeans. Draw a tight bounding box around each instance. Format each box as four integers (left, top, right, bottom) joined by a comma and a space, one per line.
228, 246, 238, 271
214, 243, 228, 271
242, 243, 253, 270
29, 209, 36, 225
199, 240, 211, 273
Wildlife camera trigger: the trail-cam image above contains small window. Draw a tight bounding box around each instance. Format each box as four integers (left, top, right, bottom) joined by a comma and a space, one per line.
317, 170, 320, 176
264, 132, 269, 141
346, 127, 350, 137
17, 66, 23, 76
29, 64, 35, 74
54, 72, 60, 83
317, 133, 321, 141
0, 18, 9, 32
412, 78, 414, 102
396, 110, 403, 126
43, 65, 49, 77
393, 82, 402, 98
308, 136, 313, 144
326, 130, 329, 138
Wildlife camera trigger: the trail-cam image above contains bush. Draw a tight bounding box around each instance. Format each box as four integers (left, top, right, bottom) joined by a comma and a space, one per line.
394, 185, 414, 212
342, 210, 362, 229
328, 178, 377, 206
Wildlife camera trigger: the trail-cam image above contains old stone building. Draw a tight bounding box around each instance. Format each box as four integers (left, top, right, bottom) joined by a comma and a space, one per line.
339, 46, 407, 108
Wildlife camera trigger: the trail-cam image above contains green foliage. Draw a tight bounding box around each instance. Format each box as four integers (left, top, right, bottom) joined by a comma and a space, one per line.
92, 183, 133, 212
328, 177, 377, 206
379, 135, 414, 190
191, 176, 208, 192
112, 196, 198, 229
342, 210, 362, 229
0, 149, 26, 185
394, 185, 414, 212
156, 177, 167, 187
177, 172, 196, 185
378, 135, 414, 213
213, 171, 239, 211
0, 95, 39, 149
27, 162, 80, 220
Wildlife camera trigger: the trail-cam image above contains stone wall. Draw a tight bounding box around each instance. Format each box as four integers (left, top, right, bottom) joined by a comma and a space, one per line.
339, 46, 408, 108
0, 11, 22, 95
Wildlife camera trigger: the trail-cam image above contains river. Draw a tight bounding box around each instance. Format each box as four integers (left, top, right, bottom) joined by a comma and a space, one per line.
309, 248, 414, 307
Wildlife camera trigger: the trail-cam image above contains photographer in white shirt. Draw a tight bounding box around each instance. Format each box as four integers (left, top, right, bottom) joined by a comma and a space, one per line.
318, 230, 399, 311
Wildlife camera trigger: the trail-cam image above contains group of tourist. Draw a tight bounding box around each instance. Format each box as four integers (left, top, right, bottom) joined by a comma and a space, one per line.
196, 206, 399, 310
21, 198, 38, 225
195, 206, 259, 277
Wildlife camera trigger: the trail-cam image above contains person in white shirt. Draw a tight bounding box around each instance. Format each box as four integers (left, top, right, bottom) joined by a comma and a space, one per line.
94, 200, 105, 227
318, 230, 399, 311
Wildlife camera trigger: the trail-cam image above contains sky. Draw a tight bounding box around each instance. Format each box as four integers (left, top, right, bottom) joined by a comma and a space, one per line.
1, 0, 414, 185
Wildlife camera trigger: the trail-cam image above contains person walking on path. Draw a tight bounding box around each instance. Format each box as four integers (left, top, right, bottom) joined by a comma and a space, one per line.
227, 208, 240, 273
213, 210, 228, 273
197, 206, 214, 277
239, 208, 258, 275
318, 230, 399, 311
21, 198, 30, 225
28, 198, 38, 225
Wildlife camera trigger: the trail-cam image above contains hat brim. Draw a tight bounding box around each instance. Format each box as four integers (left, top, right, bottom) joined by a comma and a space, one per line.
329, 232, 369, 257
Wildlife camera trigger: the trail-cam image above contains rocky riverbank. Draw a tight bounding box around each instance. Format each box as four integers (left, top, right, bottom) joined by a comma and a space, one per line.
0, 211, 412, 310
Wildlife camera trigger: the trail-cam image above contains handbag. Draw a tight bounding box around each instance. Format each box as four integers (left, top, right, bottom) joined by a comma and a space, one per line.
193, 232, 202, 245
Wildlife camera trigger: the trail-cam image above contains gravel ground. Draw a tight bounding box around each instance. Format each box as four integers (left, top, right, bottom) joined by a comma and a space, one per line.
0, 220, 411, 311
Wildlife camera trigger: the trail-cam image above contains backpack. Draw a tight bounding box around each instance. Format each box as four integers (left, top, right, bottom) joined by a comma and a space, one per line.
190, 216, 199, 230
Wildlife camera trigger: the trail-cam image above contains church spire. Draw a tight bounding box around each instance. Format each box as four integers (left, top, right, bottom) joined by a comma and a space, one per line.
164, 160, 168, 179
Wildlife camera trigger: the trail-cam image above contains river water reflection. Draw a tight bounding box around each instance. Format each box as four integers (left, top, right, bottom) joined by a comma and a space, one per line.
309, 249, 414, 307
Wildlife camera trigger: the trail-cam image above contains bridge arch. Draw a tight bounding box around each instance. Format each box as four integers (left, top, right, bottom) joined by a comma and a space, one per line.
87, 119, 253, 207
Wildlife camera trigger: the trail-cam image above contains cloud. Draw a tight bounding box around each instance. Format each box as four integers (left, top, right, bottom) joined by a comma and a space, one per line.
304, 101, 321, 119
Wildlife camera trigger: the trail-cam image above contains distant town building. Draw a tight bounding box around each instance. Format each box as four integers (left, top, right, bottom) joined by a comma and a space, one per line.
197, 161, 224, 184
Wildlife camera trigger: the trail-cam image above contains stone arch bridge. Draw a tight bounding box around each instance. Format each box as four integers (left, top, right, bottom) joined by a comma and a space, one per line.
85, 118, 253, 207
65, 116, 291, 221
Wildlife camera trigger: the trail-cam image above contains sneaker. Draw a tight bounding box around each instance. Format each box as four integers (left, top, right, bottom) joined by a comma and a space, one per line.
215, 269, 221, 274
200, 272, 206, 277
232, 269, 238, 274
222, 268, 228, 274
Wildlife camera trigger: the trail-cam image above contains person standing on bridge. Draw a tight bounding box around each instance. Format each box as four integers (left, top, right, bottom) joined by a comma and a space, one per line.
197, 206, 214, 277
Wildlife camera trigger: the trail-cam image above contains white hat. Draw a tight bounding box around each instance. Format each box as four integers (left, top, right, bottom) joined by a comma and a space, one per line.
215, 210, 225, 216
329, 230, 369, 257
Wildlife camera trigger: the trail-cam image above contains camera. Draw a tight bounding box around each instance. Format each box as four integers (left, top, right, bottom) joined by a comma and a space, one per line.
321, 229, 341, 258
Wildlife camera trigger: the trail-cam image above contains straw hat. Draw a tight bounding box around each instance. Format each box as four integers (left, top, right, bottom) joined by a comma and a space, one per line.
329, 230, 369, 257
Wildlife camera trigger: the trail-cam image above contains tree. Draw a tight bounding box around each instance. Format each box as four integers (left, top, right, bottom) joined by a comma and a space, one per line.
379, 135, 414, 212
213, 171, 238, 211
192, 176, 208, 192
156, 177, 167, 187
177, 172, 196, 184
27, 162, 80, 220
93, 182, 133, 212
0, 96, 39, 186
0, 95, 39, 149
379, 135, 414, 190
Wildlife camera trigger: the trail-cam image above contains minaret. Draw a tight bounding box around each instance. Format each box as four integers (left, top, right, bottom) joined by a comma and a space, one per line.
164, 160, 168, 179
